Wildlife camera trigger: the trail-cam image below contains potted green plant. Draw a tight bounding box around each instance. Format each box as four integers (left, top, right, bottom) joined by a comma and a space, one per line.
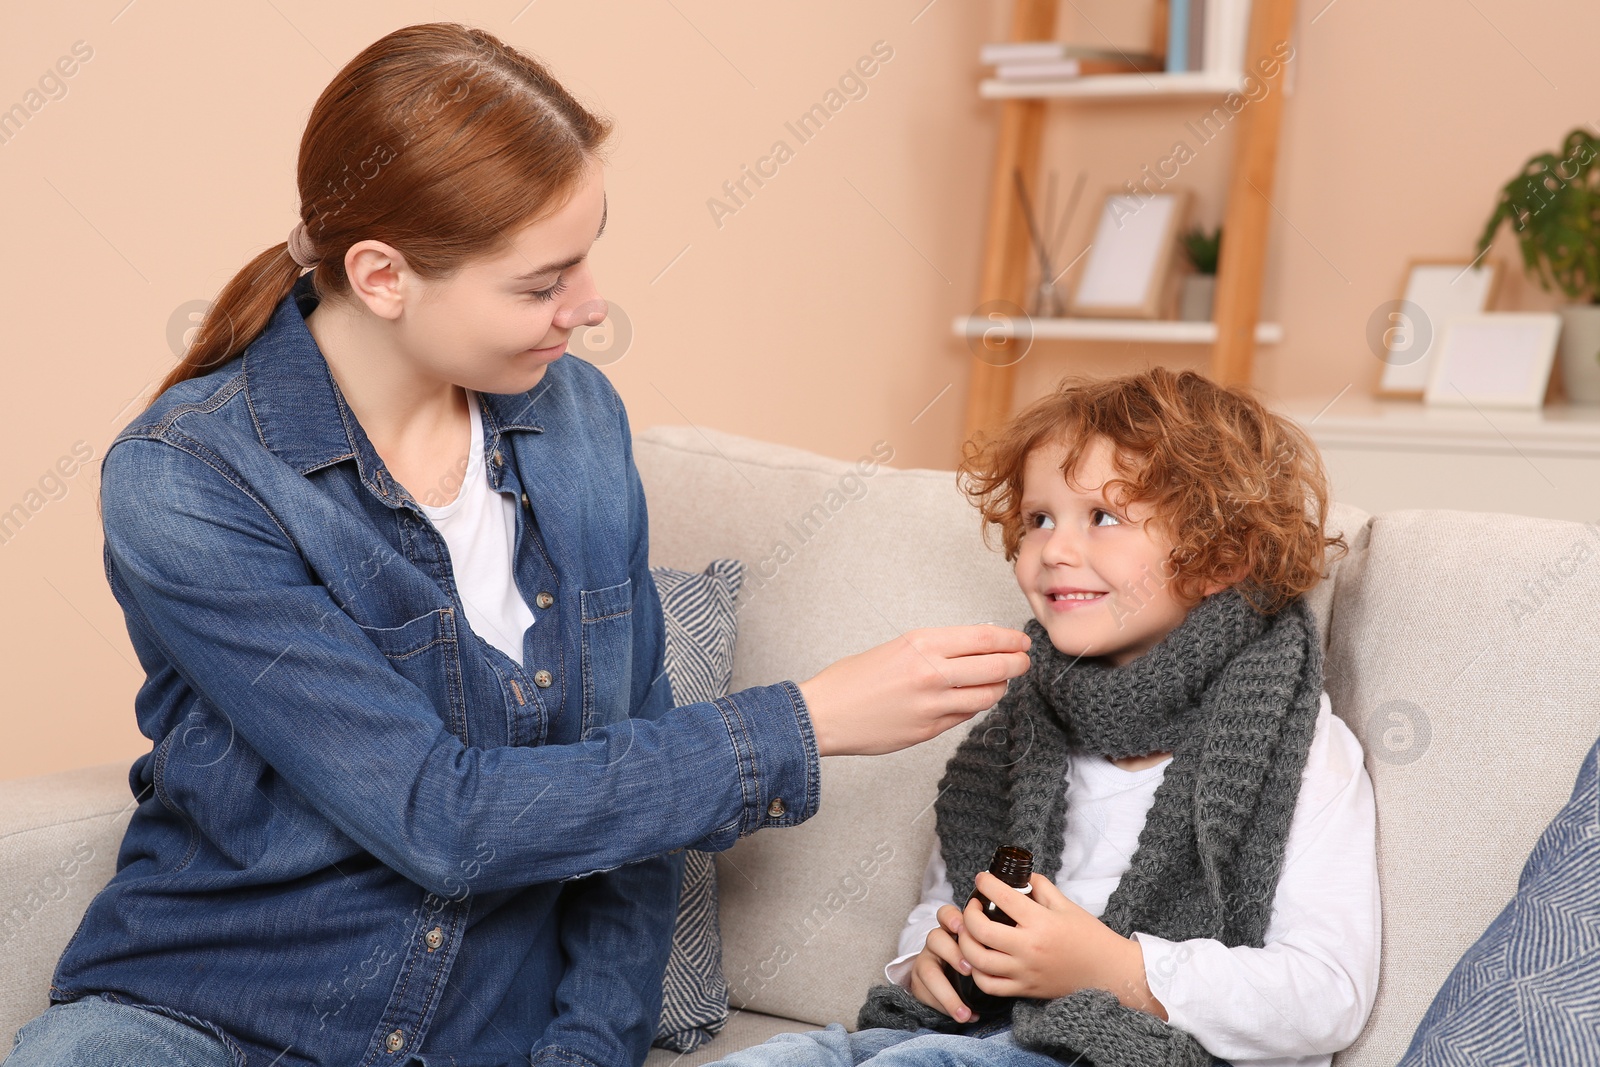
1178, 224, 1221, 321
1477, 127, 1600, 403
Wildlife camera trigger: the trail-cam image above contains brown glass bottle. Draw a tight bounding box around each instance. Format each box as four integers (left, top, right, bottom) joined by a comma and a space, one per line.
942, 844, 1033, 1019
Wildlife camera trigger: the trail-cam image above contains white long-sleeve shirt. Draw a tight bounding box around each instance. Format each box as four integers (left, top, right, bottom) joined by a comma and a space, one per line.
884, 691, 1381, 1066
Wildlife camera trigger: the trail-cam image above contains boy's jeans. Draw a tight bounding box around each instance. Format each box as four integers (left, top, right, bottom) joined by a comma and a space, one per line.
709, 1019, 1234, 1066
708, 1019, 1062, 1066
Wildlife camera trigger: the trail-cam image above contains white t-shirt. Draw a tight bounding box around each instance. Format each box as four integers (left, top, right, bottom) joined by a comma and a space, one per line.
885, 691, 1381, 1066
416, 390, 536, 666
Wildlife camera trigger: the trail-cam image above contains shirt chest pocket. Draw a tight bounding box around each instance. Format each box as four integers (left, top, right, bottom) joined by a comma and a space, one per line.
355, 607, 470, 745
579, 578, 633, 737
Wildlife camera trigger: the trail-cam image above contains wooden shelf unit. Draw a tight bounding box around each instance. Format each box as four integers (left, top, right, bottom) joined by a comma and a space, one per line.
960, 0, 1296, 448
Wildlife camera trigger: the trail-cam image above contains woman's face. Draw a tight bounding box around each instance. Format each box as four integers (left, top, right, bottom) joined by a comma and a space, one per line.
366, 157, 610, 396
1012, 436, 1226, 667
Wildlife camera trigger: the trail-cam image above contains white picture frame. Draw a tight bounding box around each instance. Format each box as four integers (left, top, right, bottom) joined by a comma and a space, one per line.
1068, 188, 1191, 320
1377, 259, 1502, 397
1422, 313, 1562, 410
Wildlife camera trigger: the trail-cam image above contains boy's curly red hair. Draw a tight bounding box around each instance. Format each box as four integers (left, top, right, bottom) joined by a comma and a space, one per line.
956, 367, 1348, 615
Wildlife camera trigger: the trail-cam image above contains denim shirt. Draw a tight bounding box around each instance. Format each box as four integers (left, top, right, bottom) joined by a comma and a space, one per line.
50, 271, 821, 1067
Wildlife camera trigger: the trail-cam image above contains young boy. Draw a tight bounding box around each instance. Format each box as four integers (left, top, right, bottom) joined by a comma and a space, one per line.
710, 368, 1380, 1067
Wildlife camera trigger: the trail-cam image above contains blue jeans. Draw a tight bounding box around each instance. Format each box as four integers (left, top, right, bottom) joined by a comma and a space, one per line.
2, 996, 235, 1067
711, 1020, 1081, 1066
712, 1021, 1235, 1066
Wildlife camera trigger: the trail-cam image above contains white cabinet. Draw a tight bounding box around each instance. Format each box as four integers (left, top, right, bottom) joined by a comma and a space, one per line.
1274, 395, 1600, 523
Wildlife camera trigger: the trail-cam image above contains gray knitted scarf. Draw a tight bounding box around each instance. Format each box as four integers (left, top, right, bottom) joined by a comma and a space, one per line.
858, 586, 1324, 1066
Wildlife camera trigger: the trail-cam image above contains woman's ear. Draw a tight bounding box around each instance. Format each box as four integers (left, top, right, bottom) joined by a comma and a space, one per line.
344, 240, 414, 321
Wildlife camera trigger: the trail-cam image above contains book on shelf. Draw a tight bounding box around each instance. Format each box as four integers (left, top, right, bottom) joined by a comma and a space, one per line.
995, 56, 1164, 80
1166, 0, 1190, 72
1203, 0, 1251, 81
979, 0, 1250, 83
1166, 0, 1225, 73
1188, 0, 1208, 71
979, 41, 1162, 67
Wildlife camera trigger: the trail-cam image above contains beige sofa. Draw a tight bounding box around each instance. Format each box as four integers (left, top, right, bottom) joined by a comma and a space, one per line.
4, 425, 1598, 1066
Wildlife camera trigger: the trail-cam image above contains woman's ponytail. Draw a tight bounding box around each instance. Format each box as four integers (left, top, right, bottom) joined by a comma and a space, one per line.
145, 22, 612, 409
151, 244, 305, 403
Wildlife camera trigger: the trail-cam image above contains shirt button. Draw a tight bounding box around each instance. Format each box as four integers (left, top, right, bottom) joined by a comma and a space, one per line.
535, 591, 554, 609
767, 797, 787, 818
385, 1029, 405, 1053
424, 926, 444, 951
492, 451, 504, 466
521, 492, 530, 508
533, 669, 553, 688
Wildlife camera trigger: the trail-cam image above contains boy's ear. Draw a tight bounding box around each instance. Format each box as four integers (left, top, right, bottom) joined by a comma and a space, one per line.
1201, 561, 1251, 597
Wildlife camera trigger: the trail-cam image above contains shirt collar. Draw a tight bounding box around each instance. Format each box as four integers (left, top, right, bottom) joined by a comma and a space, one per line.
244, 271, 546, 482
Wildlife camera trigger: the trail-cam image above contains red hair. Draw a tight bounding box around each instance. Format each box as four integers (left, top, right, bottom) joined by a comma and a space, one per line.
148, 23, 611, 406
957, 368, 1348, 615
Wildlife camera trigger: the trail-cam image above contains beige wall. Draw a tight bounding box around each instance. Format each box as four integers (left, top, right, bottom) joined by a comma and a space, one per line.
2, 0, 1595, 780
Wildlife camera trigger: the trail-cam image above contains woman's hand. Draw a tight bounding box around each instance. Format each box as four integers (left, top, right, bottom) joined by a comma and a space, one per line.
956, 872, 1169, 1020
908, 904, 975, 1021
797, 625, 1030, 756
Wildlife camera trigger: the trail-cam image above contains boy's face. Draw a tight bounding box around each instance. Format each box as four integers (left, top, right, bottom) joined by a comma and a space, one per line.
1013, 436, 1226, 667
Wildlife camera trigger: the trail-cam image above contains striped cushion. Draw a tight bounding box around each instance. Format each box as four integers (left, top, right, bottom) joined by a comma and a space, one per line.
650, 559, 744, 1053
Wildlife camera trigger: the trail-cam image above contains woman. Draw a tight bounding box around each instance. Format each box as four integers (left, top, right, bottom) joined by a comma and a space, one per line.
3, 24, 1029, 1067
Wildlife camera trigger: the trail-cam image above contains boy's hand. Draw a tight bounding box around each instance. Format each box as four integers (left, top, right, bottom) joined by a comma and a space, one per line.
908, 904, 978, 1022
956, 872, 1169, 1020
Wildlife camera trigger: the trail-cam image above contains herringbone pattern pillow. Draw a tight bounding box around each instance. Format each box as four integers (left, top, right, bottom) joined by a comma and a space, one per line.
650, 559, 744, 1053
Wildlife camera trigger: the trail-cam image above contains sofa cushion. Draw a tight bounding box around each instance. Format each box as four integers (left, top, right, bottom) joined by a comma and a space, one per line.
634, 425, 1028, 1028
0, 762, 135, 1050
650, 559, 745, 1052
1320, 509, 1600, 1066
